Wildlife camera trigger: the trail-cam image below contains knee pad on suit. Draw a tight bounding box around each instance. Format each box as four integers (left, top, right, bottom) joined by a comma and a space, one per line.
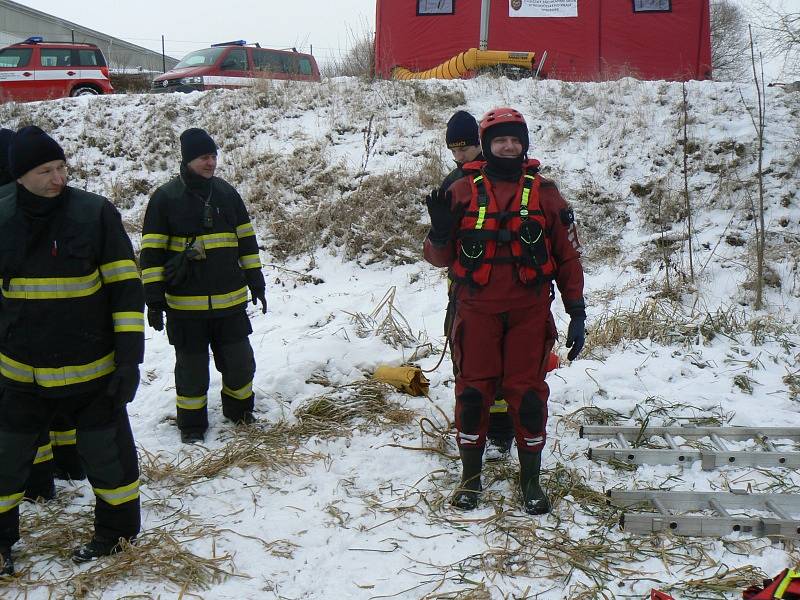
457, 387, 483, 434
519, 390, 544, 434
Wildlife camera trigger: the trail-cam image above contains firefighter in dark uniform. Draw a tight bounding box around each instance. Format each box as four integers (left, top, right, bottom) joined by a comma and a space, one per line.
440, 111, 515, 462
141, 128, 266, 444
424, 108, 586, 514
0, 127, 143, 575
0, 129, 85, 507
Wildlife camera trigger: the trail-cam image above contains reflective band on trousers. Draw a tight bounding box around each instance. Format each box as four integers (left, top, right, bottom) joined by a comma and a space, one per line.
222, 380, 253, 400
33, 443, 54, 464
141, 233, 169, 249
165, 286, 249, 311
93, 479, 140, 506
0, 492, 24, 514
141, 266, 165, 284
0, 270, 101, 300
489, 398, 508, 414
112, 311, 145, 333
177, 394, 207, 410
50, 429, 77, 446
0, 351, 115, 387
238, 254, 261, 270
168, 232, 238, 252
236, 222, 255, 238
99, 260, 140, 284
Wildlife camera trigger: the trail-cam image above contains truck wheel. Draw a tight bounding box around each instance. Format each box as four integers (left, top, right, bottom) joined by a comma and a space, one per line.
71, 86, 100, 97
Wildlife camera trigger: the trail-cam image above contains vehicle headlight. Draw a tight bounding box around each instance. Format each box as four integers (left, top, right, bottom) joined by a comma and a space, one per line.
180, 76, 204, 85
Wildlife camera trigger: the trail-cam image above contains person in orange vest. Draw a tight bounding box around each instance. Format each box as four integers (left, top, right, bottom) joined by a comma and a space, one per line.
423, 107, 585, 513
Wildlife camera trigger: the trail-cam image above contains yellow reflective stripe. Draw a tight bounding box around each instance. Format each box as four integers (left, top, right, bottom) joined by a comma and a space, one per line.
776, 570, 800, 598
476, 206, 487, 230
50, 429, 77, 446
166, 287, 249, 311
0, 352, 34, 383
2, 270, 102, 300
210, 286, 248, 310
222, 380, 253, 400
489, 398, 508, 414
94, 479, 140, 506
100, 260, 140, 284
112, 311, 145, 333
0, 352, 116, 388
200, 232, 238, 250
238, 253, 262, 270
141, 267, 165, 284
167, 237, 188, 252
0, 492, 24, 513
166, 293, 210, 311
141, 233, 169, 249
236, 222, 255, 238
177, 395, 207, 410
33, 443, 54, 464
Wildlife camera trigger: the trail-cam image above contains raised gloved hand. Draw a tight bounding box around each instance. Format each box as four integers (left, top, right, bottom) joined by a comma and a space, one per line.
251, 288, 267, 314
425, 188, 456, 245
147, 305, 165, 331
107, 364, 140, 406
565, 300, 586, 361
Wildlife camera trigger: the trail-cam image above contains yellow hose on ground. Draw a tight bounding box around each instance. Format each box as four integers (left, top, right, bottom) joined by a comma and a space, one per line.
392, 48, 535, 80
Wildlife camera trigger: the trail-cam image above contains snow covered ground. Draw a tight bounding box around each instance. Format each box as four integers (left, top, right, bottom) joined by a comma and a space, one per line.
0, 74, 799, 599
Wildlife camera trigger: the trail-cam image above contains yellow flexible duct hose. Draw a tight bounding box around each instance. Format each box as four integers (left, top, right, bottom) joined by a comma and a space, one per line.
391, 48, 535, 80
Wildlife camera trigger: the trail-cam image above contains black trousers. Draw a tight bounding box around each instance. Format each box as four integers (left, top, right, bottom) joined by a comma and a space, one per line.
166, 312, 256, 433
0, 385, 140, 548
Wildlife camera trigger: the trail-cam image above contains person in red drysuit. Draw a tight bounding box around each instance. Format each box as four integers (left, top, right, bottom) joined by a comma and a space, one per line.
423, 107, 586, 514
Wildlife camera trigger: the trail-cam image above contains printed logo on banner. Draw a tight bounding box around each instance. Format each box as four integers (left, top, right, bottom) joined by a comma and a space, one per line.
509, 0, 578, 17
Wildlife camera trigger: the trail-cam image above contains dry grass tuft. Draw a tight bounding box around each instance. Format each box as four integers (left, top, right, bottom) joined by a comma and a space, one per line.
585, 299, 798, 356
347, 286, 425, 349
295, 379, 415, 437
14, 509, 237, 598
140, 423, 318, 489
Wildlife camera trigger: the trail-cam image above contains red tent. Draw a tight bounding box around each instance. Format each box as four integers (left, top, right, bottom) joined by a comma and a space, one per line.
374, 0, 711, 81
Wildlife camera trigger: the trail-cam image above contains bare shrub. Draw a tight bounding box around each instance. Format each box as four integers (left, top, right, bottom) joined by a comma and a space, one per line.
322, 24, 375, 79
755, 0, 800, 77
711, 0, 749, 81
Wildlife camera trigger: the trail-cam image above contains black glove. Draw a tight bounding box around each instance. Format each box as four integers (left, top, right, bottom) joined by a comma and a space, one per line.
425, 188, 456, 245
147, 306, 165, 331
107, 364, 140, 406
251, 288, 267, 314
565, 300, 586, 361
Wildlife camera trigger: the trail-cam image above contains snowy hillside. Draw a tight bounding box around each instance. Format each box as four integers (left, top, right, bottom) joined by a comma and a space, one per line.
0, 75, 798, 599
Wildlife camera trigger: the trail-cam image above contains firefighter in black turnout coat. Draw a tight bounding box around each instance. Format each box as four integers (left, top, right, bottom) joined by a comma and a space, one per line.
141, 128, 266, 444
0, 127, 144, 574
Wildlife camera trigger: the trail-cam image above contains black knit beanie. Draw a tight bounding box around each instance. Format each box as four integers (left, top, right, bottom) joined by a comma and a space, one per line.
8, 126, 66, 178
180, 128, 217, 164
446, 111, 479, 149
0, 128, 13, 172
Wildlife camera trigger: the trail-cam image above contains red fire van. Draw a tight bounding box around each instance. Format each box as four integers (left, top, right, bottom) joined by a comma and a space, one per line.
0, 37, 113, 102
152, 40, 320, 92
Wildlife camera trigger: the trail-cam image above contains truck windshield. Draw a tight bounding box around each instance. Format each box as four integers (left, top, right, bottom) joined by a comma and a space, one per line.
174, 48, 226, 69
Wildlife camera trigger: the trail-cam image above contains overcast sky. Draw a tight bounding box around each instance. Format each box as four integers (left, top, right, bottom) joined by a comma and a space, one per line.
19, 0, 376, 62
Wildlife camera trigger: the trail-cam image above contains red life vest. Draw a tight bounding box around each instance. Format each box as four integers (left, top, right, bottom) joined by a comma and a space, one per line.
743, 569, 800, 599
450, 160, 558, 287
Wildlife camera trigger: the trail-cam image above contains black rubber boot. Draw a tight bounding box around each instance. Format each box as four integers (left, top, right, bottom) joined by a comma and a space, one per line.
451, 447, 483, 510
180, 429, 205, 444
0, 546, 13, 576
519, 450, 550, 515
72, 537, 126, 564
